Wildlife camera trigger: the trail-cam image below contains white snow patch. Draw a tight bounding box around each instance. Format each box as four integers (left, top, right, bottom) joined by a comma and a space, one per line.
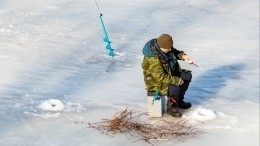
93, 51, 126, 62
38, 99, 65, 112
0, 137, 26, 145
33, 112, 61, 119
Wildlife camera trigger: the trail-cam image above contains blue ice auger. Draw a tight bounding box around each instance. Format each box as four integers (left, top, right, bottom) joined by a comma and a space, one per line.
95, 0, 115, 57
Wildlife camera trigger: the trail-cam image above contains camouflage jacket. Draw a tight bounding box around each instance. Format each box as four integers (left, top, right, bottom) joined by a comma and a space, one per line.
141, 39, 185, 95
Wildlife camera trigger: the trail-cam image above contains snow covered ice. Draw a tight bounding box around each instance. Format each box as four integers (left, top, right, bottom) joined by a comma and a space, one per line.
0, 0, 259, 146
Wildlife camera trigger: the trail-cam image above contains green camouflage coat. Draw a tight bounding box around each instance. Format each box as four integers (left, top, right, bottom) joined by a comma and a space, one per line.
142, 39, 185, 95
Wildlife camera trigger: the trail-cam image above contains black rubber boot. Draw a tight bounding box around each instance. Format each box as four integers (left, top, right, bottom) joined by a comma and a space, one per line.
178, 100, 192, 109
178, 81, 192, 109
167, 98, 182, 117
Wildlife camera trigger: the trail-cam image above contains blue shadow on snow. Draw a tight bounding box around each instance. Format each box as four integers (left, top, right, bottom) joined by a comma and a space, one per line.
186, 63, 246, 105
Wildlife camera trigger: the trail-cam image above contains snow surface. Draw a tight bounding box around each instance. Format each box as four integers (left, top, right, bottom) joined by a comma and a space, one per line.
0, 0, 259, 145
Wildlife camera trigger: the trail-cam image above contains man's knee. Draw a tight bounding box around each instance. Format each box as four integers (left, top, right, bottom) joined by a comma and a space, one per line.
181, 71, 192, 81
168, 85, 181, 98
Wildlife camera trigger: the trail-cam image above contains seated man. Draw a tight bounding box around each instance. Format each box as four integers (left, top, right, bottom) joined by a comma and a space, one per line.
142, 34, 194, 117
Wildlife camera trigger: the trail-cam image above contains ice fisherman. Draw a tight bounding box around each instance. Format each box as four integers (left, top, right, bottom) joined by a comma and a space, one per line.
142, 34, 194, 117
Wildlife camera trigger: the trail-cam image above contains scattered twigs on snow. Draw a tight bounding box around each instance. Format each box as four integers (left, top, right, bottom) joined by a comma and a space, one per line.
87, 108, 204, 144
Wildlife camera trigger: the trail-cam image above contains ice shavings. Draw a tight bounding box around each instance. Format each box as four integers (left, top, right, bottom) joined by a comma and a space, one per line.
183, 107, 227, 124
38, 99, 65, 112
25, 99, 87, 119
182, 107, 239, 130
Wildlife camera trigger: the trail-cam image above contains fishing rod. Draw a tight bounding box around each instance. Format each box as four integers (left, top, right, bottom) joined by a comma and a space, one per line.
190, 62, 205, 71
191, 62, 199, 67
184, 56, 205, 71
94, 0, 115, 57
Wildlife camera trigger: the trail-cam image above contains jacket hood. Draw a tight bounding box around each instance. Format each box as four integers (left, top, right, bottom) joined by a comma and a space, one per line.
142, 39, 158, 57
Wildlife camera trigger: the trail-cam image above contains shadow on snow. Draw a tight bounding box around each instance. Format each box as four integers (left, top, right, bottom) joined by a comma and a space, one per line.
186, 63, 246, 105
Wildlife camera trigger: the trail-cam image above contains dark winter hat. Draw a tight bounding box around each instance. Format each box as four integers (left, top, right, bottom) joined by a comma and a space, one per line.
157, 34, 173, 49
